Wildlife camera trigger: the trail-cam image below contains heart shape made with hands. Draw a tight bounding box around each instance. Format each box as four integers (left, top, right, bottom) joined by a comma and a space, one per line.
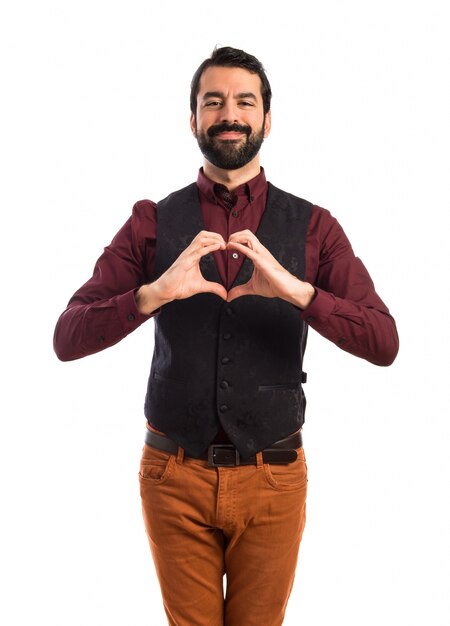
136, 229, 314, 314
202, 231, 274, 302
203, 232, 311, 305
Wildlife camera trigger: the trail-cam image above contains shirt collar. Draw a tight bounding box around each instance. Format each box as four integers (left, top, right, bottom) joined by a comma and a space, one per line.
196, 167, 267, 204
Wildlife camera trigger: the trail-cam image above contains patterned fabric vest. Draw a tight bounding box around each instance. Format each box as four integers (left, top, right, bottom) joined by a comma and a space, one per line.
145, 182, 313, 458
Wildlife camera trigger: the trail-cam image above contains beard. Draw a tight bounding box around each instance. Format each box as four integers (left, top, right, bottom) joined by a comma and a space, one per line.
195, 120, 265, 170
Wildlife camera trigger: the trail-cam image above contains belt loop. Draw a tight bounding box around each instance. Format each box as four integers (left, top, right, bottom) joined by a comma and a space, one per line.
176, 447, 185, 464
256, 451, 263, 468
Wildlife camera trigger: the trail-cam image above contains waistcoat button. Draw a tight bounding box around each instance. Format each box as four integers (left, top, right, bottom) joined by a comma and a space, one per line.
223, 332, 232, 340
219, 404, 229, 413
220, 380, 229, 389
221, 357, 231, 364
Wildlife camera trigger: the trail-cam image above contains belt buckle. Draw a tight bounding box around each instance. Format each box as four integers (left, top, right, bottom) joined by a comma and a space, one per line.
208, 444, 240, 467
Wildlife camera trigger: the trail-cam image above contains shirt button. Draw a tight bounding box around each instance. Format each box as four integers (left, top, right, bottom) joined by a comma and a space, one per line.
306, 315, 315, 323
223, 332, 232, 340
127, 314, 135, 321
221, 357, 231, 364
98, 335, 105, 343
232, 211, 238, 218
220, 380, 229, 389
225, 307, 233, 316
338, 338, 346, 346
232, 252, 239, 260
219, 404, 229, 413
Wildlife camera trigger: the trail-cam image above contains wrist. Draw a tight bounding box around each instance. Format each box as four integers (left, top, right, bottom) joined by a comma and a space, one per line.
287, 281, 316, 310
135, 281, 170, 315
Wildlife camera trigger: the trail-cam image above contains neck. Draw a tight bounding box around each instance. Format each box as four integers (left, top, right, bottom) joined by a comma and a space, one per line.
202, 156, 261, 192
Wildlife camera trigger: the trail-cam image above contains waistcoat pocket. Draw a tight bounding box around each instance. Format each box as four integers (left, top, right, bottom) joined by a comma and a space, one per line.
258, 383, 299, 391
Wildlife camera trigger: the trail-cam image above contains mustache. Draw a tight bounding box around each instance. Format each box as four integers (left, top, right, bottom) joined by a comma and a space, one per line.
207, 123, 251, 138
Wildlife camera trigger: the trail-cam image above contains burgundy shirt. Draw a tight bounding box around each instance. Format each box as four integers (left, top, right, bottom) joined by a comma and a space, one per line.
54, 168, 399, 367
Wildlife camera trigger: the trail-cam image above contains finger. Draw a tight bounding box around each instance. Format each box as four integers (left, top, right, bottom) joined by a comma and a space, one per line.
228, 229, 258, 241
182, 241, 225, 266
188, 238, 226, 254
193, 231, 226, 247
195, 241, 226, 259
226, 240, 258, 262
226, 282, 253, 302
227, 230, 261, 249
201, 280, 228, 300
181, 233, 225, 258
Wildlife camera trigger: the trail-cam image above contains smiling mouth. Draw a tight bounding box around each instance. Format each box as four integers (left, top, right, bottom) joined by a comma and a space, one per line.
215, 131, 245, 140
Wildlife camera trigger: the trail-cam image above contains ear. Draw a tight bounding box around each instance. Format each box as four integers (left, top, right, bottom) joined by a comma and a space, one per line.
264, 110, 272, 138
190, 112, 197, 137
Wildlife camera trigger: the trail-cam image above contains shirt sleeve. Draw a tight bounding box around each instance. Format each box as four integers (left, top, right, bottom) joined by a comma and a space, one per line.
301, 205, 399, 366
53, 199, 158, 361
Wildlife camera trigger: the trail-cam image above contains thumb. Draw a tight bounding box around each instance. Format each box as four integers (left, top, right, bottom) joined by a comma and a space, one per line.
227, 282, 253, 302
202, 280, 228, 301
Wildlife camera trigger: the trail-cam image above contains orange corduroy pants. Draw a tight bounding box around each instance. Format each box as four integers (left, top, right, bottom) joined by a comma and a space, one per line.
139, 439, 307, 626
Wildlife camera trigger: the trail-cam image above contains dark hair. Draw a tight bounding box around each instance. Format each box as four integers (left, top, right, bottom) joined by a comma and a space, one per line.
190, 46, 272, 116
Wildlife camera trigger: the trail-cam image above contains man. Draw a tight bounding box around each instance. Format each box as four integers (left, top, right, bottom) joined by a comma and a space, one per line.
54, 46, 399, 625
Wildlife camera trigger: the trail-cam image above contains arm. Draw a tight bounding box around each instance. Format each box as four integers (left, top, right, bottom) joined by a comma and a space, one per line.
54, 200, 227, 361
226, 206, 399, 367
300, 205, 399, 366
53, 200, 158, 361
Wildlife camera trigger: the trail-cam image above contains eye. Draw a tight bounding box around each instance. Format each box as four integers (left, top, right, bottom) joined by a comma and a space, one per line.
205, 100, 222, 107
239, 101, 254, 107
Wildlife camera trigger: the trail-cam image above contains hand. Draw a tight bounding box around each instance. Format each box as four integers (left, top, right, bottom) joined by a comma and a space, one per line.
226, 230, 316, 309
136, 231, 227, 314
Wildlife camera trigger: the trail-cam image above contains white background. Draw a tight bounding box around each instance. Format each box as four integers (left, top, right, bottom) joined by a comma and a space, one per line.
1, 1, 449, 624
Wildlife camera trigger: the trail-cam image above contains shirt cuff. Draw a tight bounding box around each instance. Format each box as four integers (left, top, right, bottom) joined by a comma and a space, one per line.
118, 289, 159, 333
300, 287, 336, 328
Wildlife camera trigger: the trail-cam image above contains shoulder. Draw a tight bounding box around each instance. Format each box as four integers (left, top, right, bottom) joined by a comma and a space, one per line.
310, 203, 341, 232
132, 198, 157, 217
308, 204, 354, 261
156, 182, 198, 210
129, 182, 198, 235
132, 182, 197, 214
269, 183, 354, 260
137, 184, 199, 232
129, 198, 158, 239
267, 182, 313, 212
267, 181, 344, 230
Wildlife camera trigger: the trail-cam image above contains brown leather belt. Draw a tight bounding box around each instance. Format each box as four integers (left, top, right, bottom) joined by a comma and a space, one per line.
144, 429, 302, 467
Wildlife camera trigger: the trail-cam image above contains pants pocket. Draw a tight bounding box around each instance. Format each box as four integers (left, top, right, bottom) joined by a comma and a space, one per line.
263, 447, 308, 491
139, 444, 175, 485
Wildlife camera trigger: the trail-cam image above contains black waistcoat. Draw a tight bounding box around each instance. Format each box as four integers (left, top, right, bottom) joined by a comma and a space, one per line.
144, 182, 313, 459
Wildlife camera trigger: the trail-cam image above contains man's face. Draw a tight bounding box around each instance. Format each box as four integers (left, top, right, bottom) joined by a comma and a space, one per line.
190, 66, 271, 171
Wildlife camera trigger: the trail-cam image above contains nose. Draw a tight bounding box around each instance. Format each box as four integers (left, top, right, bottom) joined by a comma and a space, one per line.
220, 99, 238, 123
